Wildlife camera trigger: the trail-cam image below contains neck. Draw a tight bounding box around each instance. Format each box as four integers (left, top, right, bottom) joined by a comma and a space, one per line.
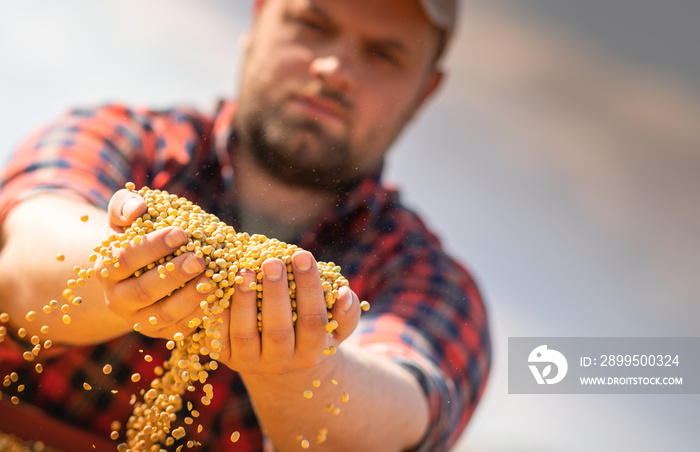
233, 146, 336, 242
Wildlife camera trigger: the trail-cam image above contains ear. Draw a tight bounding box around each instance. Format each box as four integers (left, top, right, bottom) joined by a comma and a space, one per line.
407, 68, 444, 121
418, 68, 444, 107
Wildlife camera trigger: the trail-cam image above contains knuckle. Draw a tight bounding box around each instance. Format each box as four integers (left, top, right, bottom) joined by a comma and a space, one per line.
263, 328, 294, 346
107, 249, 133, 279
299, 355, 320, 369
294, 274, 321, 292
152, 300, 174, 325
230, 332, 260, 349
176, 318, 194, 335
160, 269, 181, 287
131, 281, 153, 306
297, 312, 328, 329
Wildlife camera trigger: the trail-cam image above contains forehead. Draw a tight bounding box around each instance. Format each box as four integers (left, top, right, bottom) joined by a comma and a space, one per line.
266, 0, 437, 51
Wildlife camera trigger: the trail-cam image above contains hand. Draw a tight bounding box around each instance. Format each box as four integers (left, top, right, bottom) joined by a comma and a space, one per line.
213, 251, 362, 375
95, 189, 209, 339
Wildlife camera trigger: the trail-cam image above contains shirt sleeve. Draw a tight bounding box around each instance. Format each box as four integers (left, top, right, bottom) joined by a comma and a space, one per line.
0, 104, 212, 226
350, 217, 491, 451
0, 106, 144, 223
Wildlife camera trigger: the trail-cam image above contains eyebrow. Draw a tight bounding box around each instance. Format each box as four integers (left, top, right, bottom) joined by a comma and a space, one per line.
291, 1, 335, 29
304, 1, 411, 58
306, 2, 331, 21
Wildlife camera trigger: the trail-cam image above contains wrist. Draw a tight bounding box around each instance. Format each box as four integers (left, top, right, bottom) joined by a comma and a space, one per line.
239, 347, 342, 395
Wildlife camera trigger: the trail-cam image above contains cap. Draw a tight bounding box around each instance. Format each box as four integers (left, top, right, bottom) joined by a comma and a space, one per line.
418, 0, 458, 59
419, 0, 458, 34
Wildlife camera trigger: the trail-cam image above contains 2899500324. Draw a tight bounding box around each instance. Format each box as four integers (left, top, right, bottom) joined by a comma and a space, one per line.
599, 354, 680, 367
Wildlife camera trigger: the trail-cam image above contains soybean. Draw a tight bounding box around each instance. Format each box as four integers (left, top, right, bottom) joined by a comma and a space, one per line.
11, 183, 370, 450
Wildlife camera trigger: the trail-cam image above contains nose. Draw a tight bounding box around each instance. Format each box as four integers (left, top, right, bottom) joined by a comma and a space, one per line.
309, 52, 355, 93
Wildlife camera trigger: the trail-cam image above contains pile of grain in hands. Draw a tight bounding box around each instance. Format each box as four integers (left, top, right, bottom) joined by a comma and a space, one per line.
1, 183, 369, 451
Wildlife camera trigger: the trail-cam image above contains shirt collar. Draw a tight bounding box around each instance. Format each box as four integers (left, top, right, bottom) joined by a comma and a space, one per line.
212, 99, 238, 191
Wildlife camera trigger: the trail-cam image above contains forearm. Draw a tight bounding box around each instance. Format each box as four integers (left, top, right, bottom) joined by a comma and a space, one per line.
241, 342, 429, 452
0, 194, 131, 344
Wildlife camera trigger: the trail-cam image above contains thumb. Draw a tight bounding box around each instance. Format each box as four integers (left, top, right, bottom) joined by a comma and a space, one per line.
329, 286, 361, 343
108, 188, 146, 228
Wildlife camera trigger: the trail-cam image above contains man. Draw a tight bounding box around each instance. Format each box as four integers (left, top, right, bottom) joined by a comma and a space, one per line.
0, 0, 490, 450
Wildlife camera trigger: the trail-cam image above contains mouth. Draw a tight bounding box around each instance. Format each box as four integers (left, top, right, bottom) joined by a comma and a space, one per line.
288, 93, 349, 126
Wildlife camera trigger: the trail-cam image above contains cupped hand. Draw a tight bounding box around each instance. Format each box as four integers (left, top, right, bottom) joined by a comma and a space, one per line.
212, 250, 362, 375
95, 189, 209, 339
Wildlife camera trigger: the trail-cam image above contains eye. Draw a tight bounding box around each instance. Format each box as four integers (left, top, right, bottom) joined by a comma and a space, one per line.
368, 47, 401, 67
284, 10, 331, 36
372, 50, 396, 63
297, 15, 329, 35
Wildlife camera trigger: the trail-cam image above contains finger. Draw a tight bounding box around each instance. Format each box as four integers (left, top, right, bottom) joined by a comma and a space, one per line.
226, 270, 261, 365
104, 226, 190, 281
260, 258, 295, 363
291, 251, 329, 358
328, 286, 361, 343
110, 251, 205, 311
135, 275, 213, 336
108, 188, 147, 228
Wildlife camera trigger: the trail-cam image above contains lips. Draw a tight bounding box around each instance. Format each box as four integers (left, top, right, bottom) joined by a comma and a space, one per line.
288, 93, 349, 125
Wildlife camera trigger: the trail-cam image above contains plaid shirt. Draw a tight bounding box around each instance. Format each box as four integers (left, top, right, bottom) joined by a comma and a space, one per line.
0, 101, 490, 451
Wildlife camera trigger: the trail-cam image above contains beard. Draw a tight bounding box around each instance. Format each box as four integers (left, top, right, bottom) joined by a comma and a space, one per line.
233, 90, 365, 193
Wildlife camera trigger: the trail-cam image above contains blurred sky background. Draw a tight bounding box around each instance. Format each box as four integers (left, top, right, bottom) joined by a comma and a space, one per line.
1, 1, 699, 451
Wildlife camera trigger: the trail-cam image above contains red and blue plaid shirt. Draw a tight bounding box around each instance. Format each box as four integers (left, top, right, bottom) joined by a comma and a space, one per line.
0, 100, 490, 451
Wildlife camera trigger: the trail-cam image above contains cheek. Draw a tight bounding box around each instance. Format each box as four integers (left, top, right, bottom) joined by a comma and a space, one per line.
349, 92, 415, 171
248, 40, 314, 84
240, 51, 313, 113
355, 90, 412, 143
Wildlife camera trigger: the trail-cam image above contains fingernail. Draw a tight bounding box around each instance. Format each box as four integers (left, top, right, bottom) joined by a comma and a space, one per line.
121, 197, 142, 219
264, 259, 283, 281
182, 254, 203, 275
293, 252, 312, 272
339, 287, 353, 313
238, 272, 254, 292
165, 228, 184, 248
